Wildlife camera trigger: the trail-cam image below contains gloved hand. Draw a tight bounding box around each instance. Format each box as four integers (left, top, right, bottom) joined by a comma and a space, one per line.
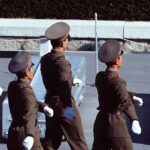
133, 96, 143, 106
0, 87, 3, 96
44, 106, 54, 117
22, 136, 34, 150
131, 120, 141, 135
73, 78, 83, 87
64, 107, 73, 120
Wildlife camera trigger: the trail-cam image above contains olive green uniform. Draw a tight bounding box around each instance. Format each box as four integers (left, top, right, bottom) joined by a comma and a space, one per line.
41, 50, 88, 150
92, 70, 138, 150
7, 79, 46, 150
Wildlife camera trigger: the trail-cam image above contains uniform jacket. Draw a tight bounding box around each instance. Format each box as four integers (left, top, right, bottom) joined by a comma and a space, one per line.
94, 69, 139, 137
41, 49, 74, 109
7, 79, 46, 149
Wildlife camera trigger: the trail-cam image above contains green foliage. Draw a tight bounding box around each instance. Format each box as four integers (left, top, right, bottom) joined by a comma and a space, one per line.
0, 0, 150, 20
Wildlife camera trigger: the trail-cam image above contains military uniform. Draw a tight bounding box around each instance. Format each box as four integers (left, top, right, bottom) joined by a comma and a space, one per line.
7, 79, 46, 150
41, 49, 88, 150
7, 51, 50, 150
92, 40, 140, 150
92, 70, 138, 150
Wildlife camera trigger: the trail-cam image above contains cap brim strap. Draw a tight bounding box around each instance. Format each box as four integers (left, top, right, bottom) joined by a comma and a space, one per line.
60, 34, 69, 41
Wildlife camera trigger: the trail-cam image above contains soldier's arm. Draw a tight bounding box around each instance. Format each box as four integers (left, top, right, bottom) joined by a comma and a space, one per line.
37, 101, 47, 112
115, 78, 139, 122
21, 88, 37, 137
57, 59, 72, 107
95, 72, 104, 110
128, 91, 137, 103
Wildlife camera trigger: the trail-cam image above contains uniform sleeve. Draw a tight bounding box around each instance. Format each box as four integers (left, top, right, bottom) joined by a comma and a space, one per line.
95, 73, 102, 110
21, 88, 37, 137
128, 91, 137, 104
114, 79, 138, 122
37, 101, 48, 112
57, 58, 72, 107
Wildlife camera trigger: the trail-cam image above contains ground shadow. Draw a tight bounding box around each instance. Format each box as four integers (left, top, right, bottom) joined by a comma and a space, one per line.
126, 93, 150, 145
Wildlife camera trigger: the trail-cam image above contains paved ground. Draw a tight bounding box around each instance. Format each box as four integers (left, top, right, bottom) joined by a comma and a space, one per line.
0, 51, 150, 149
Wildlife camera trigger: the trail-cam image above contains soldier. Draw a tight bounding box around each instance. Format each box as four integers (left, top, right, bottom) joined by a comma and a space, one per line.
40, 22, 88, 150
92, 40, 143, 150
7, 51, 54, 150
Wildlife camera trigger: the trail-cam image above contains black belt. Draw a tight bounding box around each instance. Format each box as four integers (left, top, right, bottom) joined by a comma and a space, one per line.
12, 121, 24, 127
111, 109, 123, 115
101, 109, 123, 115
12, 119, 37, 127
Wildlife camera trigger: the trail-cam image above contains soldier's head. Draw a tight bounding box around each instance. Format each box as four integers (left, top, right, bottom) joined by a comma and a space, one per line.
8, 51, 34, 80
45, 22, 70, 50
98, 40, 123, 68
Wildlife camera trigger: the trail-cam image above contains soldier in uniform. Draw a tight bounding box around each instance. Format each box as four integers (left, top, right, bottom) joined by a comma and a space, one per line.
40, 22, 88, 150
7, 51, 54, 150
92, 40, 143, 150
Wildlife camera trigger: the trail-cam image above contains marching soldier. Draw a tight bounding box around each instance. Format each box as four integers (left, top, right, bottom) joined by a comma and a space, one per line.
7, 51, 54, 150
92, 40, 143, 150
40, 22, 88, 150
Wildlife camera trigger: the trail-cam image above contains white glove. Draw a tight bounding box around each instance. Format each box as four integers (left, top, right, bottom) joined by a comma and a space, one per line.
44, 106, 54, 117
22, 136, 34, 150
73, 78, 83, 87
131, 120, 141, 135
133, 96, 143, 106
0, 87, 3, 96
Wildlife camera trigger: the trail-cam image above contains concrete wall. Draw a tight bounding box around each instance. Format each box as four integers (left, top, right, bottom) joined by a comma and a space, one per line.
0, 18, 150, 39
1, 19, 150, 53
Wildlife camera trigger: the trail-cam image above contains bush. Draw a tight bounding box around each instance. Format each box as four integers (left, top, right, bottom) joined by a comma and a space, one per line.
0, 0, 150, 20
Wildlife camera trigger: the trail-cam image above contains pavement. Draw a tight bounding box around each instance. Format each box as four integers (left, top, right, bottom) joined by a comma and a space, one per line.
0, 51, 150, 150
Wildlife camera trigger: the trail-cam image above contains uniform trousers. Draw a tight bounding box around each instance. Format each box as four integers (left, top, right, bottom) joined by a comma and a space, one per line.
42, 98, 88, 150
92, 136, 133, 150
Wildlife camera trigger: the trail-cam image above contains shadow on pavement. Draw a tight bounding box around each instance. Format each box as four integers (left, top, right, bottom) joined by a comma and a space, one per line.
126, 93, 150, 145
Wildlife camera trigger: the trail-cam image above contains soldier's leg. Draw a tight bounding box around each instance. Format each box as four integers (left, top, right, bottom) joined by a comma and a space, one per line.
110, 137, 133, 150
92, 111, 111, 150
92, 136, 111, 150
42, 117, 63, 150
60, 117, 88, 150
60, 99, 88, 150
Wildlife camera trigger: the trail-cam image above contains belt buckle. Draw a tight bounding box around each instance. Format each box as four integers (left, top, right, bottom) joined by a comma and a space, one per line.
116, 111, 121, 115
